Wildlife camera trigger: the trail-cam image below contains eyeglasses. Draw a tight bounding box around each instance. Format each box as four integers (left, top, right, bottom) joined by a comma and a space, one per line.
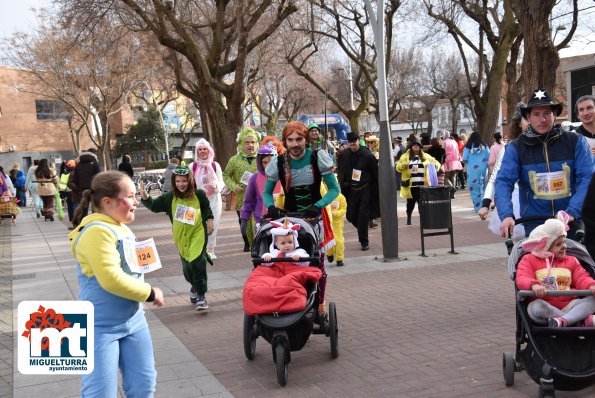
172, 168, 190, 176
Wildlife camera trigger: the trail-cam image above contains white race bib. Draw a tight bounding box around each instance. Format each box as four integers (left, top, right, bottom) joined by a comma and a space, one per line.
351, 169, 362, 182
529, 165, 570, 200
174, 204, 197, 225
240, 171, 253, 185
122, 238, 141, 274
135, 238, 162, 274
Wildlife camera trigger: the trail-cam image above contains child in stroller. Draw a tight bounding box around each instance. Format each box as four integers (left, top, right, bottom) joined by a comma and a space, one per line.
242, 214, 339, 386
262, 219, 310, 266
503, 214, 595, 397
516, 217, 595, 327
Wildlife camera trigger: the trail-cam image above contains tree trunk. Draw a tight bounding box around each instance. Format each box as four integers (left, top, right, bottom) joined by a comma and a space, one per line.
511, 0, 558, 95
195, 88, 243, 168
345, 110, 360, 133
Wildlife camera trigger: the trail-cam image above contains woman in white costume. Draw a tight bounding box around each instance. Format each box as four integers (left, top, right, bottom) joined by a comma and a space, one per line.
189, 139, 224, 259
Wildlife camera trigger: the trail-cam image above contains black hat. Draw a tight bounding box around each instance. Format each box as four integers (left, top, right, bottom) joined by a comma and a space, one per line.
395, 136, 403, 141
521, 89, 563, 118
346, 132, 359, 141
409, 140, 421, 148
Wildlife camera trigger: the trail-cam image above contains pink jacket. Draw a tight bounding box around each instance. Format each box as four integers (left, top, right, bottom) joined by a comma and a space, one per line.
443, 138, 463, 172
488, 142, 504, 169
516, 254, 595, 309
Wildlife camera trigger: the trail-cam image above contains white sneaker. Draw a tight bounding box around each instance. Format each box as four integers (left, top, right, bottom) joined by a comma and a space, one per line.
195, 296, 208, 311
208, 251, 217, 260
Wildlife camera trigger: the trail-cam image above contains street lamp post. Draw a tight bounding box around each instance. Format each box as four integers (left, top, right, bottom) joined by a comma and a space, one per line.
365, 0, 400, 261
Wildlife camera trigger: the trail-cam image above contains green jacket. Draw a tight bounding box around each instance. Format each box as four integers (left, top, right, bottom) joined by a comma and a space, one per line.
141, 190, 214, 262
222, 154, 257, 208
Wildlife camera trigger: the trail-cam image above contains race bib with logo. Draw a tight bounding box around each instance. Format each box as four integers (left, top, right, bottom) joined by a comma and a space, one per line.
351, 169, 362, 182
174, 204, 197, 225
528, 164, 571, 200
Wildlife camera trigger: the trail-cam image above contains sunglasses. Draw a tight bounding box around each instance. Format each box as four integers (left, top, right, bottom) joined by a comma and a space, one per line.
347, 138, 359, 143
172, 168, 190, 176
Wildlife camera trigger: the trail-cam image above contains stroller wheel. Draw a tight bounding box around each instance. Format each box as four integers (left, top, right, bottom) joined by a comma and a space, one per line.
243, 315, 257, 360
502, 352, 515, 387
329, 302, 339, 359
275, 344, 288, 387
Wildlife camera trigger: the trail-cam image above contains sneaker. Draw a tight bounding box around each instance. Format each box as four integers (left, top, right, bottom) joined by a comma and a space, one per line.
190, 288, 198, 304
327, 255, 334, 263
208, 251, 217, 260
336, 260, 344, 267
547, 317, 567, 327
196, 296, 208, 311
369, 221, 378, 228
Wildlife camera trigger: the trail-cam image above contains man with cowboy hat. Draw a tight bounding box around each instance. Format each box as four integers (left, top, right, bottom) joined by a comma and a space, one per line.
495, 88, 592, 238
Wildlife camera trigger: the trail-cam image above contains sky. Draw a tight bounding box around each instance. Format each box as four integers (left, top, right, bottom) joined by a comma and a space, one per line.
0, 0, 46, 39
1, 0, 593, 59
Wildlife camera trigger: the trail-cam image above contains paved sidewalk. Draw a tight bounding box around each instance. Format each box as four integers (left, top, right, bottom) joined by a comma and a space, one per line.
1, 206, 233, 398
3, 193, 595, 397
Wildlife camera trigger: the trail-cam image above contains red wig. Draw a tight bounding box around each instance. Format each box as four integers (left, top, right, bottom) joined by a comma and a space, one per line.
281, 121, 309, 147
260, 135, 286, 156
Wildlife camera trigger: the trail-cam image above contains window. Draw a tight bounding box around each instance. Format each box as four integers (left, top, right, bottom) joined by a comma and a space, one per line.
35, 100, 68, 121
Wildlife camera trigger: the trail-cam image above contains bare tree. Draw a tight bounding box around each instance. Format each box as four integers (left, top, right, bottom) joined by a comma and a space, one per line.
423, 0, 522, 143
56, 0, 299, 166
386, 47, 423, 124
426, 51, 470, 134
285, 0, 404, 131
511, 0, 579, 95
2, 13, 148, 168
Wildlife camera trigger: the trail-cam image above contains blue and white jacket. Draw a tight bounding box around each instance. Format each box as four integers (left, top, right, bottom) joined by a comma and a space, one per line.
495, 125, 592, 222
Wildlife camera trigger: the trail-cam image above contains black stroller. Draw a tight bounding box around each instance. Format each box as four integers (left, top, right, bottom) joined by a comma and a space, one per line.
242, 214, 339, 386
502, 217, 595, 397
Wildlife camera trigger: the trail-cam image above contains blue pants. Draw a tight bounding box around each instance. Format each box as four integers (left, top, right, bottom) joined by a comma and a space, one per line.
81, 312, 156, 398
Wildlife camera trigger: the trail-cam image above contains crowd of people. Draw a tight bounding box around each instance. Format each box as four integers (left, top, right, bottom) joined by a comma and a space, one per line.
3, 87, 595, 395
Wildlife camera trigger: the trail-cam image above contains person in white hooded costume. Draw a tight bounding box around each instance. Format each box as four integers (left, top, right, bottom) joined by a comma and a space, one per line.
189, 138, 225, 259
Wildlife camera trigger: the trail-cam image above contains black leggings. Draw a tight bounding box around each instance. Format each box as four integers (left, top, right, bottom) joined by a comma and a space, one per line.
406, 186, 421, 216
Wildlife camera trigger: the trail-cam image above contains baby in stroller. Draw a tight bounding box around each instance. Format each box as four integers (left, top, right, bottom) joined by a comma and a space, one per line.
242, 215, 338, 386
262, 219, 310, 266
516, 217, 595, 327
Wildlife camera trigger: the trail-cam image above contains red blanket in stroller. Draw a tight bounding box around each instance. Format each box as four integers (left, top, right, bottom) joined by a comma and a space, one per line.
243, 264, 322, 316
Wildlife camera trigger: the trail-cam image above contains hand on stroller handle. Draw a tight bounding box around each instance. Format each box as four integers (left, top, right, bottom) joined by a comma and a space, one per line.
517, 289, 594, 301
261, 209, 322, 223
252, 257, 320, 265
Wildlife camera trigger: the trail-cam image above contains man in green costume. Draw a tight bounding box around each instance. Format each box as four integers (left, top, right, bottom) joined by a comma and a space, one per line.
223, 127, 261, 251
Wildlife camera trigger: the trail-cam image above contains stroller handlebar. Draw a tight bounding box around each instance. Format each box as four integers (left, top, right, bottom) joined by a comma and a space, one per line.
260, 211, 322, 224
252, 257, 320, 266
517, 290, 593, 301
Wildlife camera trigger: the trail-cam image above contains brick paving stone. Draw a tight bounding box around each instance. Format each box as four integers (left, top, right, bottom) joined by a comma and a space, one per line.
0, 223, 13, 398
150, 252, 595, 397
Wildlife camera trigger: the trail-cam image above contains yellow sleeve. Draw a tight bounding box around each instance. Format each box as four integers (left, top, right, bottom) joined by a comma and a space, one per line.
333, 194, 347, 218
396, 154, 408, 173
76, 226, 152, 302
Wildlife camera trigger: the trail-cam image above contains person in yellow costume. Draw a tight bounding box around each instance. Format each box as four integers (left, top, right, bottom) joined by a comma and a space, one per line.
326, 192, 347, 267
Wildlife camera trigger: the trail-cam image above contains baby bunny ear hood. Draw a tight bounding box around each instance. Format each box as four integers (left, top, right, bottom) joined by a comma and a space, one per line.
522, 218, 567, 256
269, 217, 301, 252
